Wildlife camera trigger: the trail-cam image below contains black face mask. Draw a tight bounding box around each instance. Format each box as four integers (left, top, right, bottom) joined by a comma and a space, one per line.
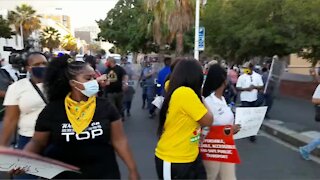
31, 67, 47, 79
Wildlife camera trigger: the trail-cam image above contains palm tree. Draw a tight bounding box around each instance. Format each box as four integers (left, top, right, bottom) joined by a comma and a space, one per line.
40, 27, 61, 53
8, 4, 41, 46
0, 15, 13, 39
146, 0, 195, 55
61, 34, 78, 51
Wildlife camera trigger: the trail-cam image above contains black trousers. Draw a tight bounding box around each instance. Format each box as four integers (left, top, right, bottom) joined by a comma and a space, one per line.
155, 156, 206, 179
241, 101, 257, 107
241, 101, 258, 141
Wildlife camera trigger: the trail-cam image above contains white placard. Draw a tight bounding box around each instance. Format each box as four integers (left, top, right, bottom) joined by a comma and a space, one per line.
0, 147, 80, 179
233, 107, 267, 140
152, 96, 164, 109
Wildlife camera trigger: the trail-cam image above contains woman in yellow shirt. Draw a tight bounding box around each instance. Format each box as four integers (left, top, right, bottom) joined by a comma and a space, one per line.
155, 58, 213, 179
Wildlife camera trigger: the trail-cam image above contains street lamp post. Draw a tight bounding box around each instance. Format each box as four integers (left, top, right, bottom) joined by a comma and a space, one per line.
20, 21, 24, 48
194, 0, 200, 60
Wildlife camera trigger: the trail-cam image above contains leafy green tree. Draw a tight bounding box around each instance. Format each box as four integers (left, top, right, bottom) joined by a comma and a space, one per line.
283, 0, 320, 66
40, 27, 61, 53
204, 0, 320, 65
98, 0, 153, 53
0, 15, 13, 39
8, 4, 41, 45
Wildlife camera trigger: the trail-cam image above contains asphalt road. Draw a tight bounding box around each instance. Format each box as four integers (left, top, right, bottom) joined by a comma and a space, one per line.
269, 95, 320, 132
1, 86, 320, 179
118, 86, 320, 179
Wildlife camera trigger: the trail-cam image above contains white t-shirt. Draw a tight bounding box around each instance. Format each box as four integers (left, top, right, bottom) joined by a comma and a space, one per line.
313, 84, 320, 99
3, 78, 46, 137
236, 72, 264, 102
205, 92, 235, 126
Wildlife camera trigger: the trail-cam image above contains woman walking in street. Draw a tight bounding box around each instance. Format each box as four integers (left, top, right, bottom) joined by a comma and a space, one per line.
155, 58, 213, 179
202, 64, 241, 180
20, 55, 139, 179
0, 52, 48, 179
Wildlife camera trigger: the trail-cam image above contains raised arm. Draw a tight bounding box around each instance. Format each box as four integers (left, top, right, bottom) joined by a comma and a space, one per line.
111, 120, 139, 180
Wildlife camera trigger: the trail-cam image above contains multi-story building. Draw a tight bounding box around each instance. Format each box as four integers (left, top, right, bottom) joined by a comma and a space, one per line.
74, 26, 100, 44
41, 14, 72, 35
287, 54, 319, 75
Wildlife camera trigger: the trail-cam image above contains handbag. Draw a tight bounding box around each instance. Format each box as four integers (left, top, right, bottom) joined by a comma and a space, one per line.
315, 105, 320, 122
29, 79, 48, 104
0, 107, 4, 121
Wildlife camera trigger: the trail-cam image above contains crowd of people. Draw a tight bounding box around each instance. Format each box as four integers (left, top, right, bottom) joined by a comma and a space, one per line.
0, 51, 315, 180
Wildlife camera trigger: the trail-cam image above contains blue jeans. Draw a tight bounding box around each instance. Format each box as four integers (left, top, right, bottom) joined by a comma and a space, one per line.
302, 138, 320, 153
14, 135, 37, 179
146, 85, 156, 113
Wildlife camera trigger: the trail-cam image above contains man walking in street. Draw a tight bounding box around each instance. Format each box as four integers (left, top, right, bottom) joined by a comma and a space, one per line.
157, 57, 171, 96
105, 57, 128, 118
236, 62, 264, 142
140, 59, 157, 118
299, 72, 320, 160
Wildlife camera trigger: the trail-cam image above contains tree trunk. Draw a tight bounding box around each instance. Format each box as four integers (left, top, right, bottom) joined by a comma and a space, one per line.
176, 31, 184, 56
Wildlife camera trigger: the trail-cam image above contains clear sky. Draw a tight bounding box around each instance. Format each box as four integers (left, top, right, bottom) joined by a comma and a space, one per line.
0, 0, 118, 28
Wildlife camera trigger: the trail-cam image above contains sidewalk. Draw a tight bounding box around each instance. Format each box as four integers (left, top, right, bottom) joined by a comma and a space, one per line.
262, 95, 320, 157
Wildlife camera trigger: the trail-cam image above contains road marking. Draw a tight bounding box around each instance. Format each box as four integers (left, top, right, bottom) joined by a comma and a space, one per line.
267, 119, 284, 125
300, 131, 320, 140
261, 131, 320, 164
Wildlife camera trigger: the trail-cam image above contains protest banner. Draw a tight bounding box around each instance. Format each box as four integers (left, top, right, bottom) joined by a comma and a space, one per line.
0, 147, 80, 179
200, 125, 240, 164
152, 96, 164, 109
234, 107, 267, 140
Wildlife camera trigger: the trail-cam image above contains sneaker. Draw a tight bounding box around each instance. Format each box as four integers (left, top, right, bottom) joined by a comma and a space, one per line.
149, 112, 155, 119
299, 147, 310, 160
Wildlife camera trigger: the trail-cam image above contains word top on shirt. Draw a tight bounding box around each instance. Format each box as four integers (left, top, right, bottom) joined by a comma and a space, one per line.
61, 122, 103, 142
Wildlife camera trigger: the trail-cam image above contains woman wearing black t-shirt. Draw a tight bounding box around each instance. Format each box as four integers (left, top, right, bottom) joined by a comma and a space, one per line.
22, 55, 139, 179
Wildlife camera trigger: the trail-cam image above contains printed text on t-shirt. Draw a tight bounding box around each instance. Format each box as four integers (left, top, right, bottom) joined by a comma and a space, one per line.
61, 122, 104, 142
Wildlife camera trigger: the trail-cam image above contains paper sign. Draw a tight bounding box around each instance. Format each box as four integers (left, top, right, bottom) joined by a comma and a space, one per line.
0, 147, 80, 179
152, 96, 164, 109
233, 107, 267, 139
200, 126, 240, 164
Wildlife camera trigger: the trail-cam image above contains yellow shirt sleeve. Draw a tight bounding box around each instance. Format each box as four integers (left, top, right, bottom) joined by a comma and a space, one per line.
175, 87, 208, 121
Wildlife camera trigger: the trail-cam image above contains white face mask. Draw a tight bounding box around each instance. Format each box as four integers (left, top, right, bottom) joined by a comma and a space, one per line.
75, 80, 99, 97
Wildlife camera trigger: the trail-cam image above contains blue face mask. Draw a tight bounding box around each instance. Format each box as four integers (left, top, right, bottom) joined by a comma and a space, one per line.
31, 67, 47, 79
75, 80, 99, 97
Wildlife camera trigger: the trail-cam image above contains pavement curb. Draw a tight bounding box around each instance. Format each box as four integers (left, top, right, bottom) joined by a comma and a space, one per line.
261, 121, 320, 157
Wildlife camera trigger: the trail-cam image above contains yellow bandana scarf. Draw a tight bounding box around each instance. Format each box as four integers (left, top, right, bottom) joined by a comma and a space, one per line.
64, 94, 96, 134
